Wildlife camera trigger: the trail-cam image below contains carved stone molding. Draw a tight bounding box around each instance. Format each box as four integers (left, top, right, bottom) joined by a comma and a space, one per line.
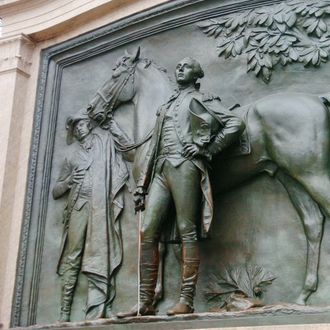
0, 0, 33, 8
0, 34, 35, 76
0, 0, 170, 40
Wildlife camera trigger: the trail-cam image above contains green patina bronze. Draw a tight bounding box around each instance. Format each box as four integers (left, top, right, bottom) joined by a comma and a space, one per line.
53, 111, 131, 321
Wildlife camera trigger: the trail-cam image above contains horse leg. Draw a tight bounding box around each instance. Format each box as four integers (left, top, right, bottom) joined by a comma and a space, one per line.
276, 170, 324, 305
153, 242, 166, 306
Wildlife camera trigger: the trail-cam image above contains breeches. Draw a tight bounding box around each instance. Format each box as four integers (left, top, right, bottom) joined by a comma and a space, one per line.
60, 202, 89, 274
142, 160, 201, 243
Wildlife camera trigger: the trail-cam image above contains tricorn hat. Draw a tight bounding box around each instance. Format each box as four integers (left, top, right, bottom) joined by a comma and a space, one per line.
66, 108, 93, 145
189, 98, 220, 147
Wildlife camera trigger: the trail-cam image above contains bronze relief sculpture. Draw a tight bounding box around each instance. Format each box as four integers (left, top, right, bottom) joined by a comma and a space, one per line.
19, 1, 330, 327
87, 47, 330, 309
53, 111, 131, 321
198, 1, 330, 83
116, 57, 244, 317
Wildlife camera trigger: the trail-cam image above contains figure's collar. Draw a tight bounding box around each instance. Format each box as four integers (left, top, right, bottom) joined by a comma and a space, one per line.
176, 85, 196, 94
79, 133, 94, 151
177, 84, 196, 94
168, 85, 196, 101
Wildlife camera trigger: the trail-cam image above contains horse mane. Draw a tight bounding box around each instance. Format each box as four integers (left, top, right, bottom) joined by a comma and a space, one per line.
138, 57, 174, 85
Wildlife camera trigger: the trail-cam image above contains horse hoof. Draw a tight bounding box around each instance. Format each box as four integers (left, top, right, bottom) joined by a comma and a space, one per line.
295, 296, 307, 306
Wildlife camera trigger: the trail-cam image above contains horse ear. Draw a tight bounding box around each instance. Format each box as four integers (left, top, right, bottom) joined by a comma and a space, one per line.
132, 46, 141, 63
124, 49, 131, 57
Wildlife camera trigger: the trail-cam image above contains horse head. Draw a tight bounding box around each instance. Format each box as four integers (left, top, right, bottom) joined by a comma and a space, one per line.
87, 46, 173, 139
87, 47, 141, 127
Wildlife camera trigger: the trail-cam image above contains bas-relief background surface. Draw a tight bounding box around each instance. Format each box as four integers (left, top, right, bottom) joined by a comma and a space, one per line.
33, 13, 330, 324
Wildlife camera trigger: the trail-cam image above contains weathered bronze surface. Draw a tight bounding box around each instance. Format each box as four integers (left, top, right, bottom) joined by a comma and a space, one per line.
53, 111, 130, 321
198, 1, 330, 83
87, 45, 330, 311
13, 0, 330, 328
114, 56, 244, 317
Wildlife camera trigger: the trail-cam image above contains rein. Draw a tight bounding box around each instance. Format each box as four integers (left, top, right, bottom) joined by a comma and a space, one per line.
115, 129, 153, 152
100, 70, 135, 124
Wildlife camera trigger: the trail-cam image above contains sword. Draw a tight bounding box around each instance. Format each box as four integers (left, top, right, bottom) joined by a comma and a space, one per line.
137, 208, 142, 317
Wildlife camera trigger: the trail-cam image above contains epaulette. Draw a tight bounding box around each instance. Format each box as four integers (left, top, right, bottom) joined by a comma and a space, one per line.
202, 93, 221, 102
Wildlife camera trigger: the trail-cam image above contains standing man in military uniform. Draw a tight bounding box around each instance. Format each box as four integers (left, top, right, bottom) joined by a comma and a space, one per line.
118, 57, 245, 317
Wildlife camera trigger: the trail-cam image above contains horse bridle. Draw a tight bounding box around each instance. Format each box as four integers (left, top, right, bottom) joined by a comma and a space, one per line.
89, 66, 135, 122
88, 59, 153, 151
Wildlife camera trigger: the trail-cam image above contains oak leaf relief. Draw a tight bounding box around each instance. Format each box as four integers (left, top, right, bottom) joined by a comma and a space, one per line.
198, 0, 330, 82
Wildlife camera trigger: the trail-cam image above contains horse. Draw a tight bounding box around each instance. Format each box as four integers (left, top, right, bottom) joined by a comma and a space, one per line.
86, 48, 173, 173
87, 47, 330, 306
87, 48, 173, 304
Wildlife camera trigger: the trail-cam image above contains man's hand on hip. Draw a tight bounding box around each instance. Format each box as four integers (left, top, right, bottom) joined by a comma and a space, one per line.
182, 143, 204, 159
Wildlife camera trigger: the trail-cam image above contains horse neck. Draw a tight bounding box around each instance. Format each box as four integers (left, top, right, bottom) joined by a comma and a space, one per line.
132, 64, 172, 141
231, 103, 249, 119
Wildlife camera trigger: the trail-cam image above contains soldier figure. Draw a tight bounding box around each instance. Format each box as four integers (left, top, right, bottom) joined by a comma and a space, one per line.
53, 111, 130, 321
118, 57, 245, 317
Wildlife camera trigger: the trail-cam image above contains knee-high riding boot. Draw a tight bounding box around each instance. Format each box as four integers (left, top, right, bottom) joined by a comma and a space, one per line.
167, 241, 200, 315
117, 242, 159, 318
59, 268, 79, 322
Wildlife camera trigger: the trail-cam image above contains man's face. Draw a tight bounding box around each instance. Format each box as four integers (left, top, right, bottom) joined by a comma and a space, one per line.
73, 119, 91, 141
175, 59, 196, 85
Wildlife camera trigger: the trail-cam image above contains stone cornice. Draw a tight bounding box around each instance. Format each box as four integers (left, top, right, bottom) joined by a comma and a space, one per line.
0, 0, 171, 40
0, 0, 34, 9
0, 34, 35, 76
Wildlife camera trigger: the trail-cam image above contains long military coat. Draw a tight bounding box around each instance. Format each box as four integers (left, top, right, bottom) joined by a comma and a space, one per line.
137, 87, 245, 238
54, 131, 129, 315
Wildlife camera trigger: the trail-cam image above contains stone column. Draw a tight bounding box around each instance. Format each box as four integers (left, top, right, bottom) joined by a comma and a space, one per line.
0, 34, 35, 329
